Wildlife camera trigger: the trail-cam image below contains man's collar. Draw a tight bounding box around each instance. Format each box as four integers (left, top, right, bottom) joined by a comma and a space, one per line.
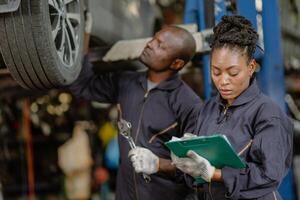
138, 71, 182, 91
215, 78, 261, 107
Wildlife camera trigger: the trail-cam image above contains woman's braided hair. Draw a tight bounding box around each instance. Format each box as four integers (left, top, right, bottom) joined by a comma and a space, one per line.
211, 15, 259, 60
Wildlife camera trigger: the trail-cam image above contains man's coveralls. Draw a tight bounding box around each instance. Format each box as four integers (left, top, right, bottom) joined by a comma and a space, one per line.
68, 58, 201, 200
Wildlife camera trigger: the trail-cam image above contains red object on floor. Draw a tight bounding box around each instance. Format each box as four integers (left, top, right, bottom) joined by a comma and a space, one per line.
94, 167, 109, 184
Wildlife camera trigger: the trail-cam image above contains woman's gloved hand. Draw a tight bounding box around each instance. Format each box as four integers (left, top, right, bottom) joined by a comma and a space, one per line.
128, 147, 159, 175
181, 133, 197, 139
171, 150, 215, 182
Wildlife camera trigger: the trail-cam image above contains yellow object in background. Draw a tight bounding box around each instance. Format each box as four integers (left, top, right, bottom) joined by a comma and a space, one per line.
98, 122, 118, 147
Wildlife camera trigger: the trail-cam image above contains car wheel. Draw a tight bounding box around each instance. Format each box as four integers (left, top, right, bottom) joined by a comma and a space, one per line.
0, 0, 84, 90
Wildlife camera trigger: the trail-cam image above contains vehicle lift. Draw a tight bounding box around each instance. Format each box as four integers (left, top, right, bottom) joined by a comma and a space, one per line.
184, 0, 295, 198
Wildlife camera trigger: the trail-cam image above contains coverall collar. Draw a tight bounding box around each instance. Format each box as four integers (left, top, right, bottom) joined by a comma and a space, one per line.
215, 78, 261, 107
138, 71, 182, 91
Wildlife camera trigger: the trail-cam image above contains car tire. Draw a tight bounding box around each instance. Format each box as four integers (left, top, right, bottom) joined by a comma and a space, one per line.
0, 0, 84, 90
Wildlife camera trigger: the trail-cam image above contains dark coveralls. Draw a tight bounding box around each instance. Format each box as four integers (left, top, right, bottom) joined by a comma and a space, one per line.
189, 79, 293, 200
67, 57, 201, 200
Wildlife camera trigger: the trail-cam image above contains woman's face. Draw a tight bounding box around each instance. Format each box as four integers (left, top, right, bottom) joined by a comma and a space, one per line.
211, 47, 256, 105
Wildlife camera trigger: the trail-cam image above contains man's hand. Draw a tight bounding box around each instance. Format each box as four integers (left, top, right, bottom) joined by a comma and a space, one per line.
128, 147, 159, 175
171, 150, 215, 182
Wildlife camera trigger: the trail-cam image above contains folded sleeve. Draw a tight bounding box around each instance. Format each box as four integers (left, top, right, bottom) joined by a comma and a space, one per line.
221, 117, 293, 199
180, 102, 202, 134
170, 85, 202, 135
66, 56, 120, 103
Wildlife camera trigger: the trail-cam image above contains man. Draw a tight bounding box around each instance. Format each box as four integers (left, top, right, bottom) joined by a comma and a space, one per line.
68, 26, 201, 200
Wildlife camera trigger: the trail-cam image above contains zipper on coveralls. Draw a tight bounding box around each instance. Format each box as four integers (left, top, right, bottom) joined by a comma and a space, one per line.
208, 182, 214, 200
134, 91, 150, 142
223, 104, 230, 115
208, 104, 230, 199
133, 90, 150, 200
214, 104, 230, 134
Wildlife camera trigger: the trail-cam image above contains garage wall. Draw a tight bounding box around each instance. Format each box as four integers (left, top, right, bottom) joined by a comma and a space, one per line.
280, 0, 300, 70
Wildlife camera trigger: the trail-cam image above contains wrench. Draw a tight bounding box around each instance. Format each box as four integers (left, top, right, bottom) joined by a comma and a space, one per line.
117, 119, 151, 183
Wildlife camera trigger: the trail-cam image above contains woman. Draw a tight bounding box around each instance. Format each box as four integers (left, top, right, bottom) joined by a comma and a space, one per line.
171, 15, 293, 199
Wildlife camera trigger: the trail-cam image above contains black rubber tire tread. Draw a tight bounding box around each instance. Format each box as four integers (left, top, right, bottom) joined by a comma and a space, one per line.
0, 15, 28, 89
4, 12, 36, 89
29, 0, 64, 87
17, 0, 55, 88
0, 0, 84, 89
12, 8, 46, 89
30, 0, 84, 87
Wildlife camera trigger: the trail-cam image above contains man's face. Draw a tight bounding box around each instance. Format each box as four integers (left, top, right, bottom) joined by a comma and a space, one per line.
211, 47, 256, 105
140, 29, 179, 72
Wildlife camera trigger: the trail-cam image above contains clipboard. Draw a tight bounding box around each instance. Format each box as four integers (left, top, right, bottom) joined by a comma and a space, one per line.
165, 134, 246, 184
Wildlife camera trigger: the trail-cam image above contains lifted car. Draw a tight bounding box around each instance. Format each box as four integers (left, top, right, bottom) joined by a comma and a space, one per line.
0, 0, 159, 90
